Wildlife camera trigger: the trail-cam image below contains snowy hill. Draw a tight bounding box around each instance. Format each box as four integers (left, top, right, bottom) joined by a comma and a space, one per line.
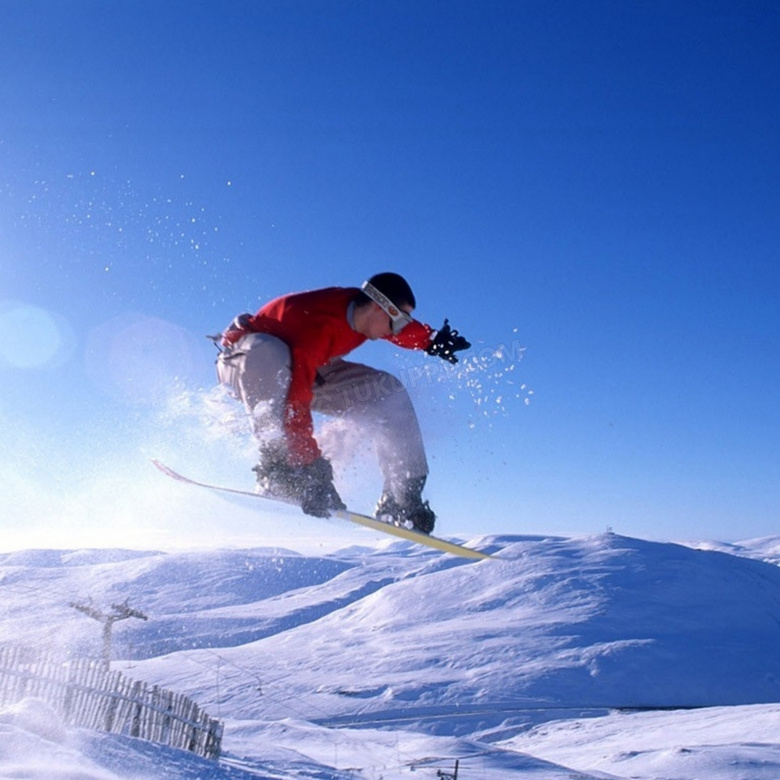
2, 533, 780, 779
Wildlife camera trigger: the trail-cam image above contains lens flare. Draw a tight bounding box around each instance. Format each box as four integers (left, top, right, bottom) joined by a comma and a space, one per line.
0, 301, 76, 369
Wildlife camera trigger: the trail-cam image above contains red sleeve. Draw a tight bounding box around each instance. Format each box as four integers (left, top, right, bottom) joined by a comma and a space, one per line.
284, 344, 323, 466
386, 320, 434, 350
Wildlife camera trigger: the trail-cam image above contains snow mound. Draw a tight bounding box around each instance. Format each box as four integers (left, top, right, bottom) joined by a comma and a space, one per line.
0, 701, 119, 780
505, 703, 780, 780
0, 698, 66, 743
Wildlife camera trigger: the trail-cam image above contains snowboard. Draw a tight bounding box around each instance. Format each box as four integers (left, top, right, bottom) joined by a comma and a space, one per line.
151, 459, 492, 560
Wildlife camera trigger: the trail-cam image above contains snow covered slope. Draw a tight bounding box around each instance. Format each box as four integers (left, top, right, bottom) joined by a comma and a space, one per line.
124, 534, 780, 719
2, 533, 780, 779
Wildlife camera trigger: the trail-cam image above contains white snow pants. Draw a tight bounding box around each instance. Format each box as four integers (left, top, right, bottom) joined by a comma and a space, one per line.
216, 333, 429, 496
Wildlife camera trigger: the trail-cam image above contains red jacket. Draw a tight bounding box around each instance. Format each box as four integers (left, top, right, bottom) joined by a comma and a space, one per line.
222, 287, 434, 465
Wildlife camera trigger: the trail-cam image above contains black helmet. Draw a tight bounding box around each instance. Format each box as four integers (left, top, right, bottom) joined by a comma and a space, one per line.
361, 272, 416, 309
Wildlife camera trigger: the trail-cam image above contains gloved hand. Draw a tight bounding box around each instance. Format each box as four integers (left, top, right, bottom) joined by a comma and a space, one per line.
212, 312, 254, 351
295, 456, 346, 518
425, 319, 471, 364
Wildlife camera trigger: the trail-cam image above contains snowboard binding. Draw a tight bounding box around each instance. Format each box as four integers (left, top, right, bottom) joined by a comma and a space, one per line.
374, 477, 436, 535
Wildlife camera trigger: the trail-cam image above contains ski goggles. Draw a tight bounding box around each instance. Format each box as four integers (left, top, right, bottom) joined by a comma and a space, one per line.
361, 281, 414, 335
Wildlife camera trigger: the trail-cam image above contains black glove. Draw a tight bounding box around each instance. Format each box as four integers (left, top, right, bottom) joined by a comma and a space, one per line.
425, 319, 471, 364
295, 457, 346, 518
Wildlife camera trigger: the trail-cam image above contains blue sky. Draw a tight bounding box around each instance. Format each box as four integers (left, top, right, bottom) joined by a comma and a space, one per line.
1, 0, 778, 550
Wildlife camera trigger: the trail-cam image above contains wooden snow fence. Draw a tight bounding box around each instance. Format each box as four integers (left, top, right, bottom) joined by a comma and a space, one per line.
0, 646, 223, 759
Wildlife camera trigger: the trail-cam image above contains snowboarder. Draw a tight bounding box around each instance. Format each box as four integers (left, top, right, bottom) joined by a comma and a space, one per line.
215, 273, 470, 533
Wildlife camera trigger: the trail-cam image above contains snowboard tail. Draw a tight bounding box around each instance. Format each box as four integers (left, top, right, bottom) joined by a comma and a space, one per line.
151, 459, 491, 560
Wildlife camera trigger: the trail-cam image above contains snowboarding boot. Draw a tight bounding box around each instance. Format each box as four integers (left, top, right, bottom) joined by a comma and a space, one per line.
252, 442, 301, 503
374, 476, 436, 535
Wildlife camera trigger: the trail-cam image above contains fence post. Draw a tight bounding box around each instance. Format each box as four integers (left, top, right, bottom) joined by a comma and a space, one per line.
0, 646, 222, 760
204, 719, 223, 760
130, 680, 144, 738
